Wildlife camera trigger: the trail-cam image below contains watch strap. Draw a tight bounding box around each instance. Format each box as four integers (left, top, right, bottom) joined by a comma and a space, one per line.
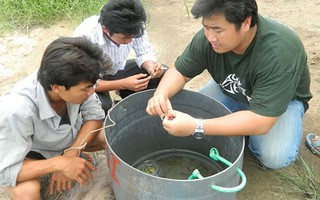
192, 118, 205, 139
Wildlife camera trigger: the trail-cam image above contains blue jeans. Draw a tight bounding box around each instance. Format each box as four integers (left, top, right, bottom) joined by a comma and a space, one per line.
199, 80, 305, 169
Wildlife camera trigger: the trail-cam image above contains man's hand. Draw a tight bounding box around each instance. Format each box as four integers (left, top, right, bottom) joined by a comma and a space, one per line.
56, 156, 96, 188
123, 74, 151, 91
144, 62, 164, 78
146, 93, 172, 117
162, 110, 196, 137
49, 172, 73, 194
48, 149, 80, 194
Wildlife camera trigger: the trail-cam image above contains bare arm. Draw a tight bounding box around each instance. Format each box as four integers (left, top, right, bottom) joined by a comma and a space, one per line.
16, 120, 103, 191
95, 79, 128, 92
163, 110, 278, 137
155, 66, 191, 98
17, 156, 95, 185
95, 74, 151, 93
63, 120, 104, 157
204, 110, 278, 136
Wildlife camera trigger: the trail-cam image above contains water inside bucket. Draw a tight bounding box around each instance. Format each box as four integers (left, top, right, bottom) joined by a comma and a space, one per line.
132, 149, 223, 180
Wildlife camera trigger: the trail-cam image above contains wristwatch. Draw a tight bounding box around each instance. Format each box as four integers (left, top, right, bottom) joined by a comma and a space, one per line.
192, 118, 205, 140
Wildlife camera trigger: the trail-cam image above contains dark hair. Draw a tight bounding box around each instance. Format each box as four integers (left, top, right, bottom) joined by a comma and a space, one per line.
191, 0, 258, 30
99, 0, 147, 37
37, 37, 112, 91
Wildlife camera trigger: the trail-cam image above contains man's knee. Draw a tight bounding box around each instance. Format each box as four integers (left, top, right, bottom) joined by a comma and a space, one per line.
6, 178, 41, 200
96, 130, 107, 148
86, 130, 106, 151
97, 92, 113, 114
256, 150, 297, 169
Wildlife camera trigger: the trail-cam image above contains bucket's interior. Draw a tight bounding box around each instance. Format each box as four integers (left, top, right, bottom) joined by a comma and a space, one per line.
132, 149, 224, 179
104, 89, 243, 180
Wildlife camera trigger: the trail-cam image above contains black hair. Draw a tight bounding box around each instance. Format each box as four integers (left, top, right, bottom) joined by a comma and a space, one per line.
191, 0, 258, 30
99, 0, 147, 37
37, 37, 112, 91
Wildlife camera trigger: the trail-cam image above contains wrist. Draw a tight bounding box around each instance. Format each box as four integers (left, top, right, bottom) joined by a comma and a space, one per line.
143, 62, 156, 74
63, 148, 81, 157
63, 143, 86, 156
192, 118, 205, 139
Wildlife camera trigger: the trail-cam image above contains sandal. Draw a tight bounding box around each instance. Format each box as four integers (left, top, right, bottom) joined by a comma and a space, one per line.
306, 133, 320, 156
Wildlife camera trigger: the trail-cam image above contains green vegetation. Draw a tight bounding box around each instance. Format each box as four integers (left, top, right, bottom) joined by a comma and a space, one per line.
182, 0, 190, 18
0, 0, 107, 33
0, 0, 190, 34
272, 156, 320, 200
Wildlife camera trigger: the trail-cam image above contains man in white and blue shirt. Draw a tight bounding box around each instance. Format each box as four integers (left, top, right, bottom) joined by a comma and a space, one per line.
74, 0, 167, 113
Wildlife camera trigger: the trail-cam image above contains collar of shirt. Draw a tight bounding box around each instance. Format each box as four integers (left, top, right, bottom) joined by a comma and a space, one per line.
37, 81, 56, 120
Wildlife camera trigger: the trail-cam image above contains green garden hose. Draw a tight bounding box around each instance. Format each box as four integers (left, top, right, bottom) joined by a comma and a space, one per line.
188, 147, 247, 193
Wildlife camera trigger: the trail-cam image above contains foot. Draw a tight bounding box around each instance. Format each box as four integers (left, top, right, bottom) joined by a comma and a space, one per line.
306, 133, 320, 156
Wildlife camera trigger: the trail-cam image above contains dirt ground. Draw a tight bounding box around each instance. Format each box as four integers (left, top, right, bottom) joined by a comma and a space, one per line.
1, 0, 320, 199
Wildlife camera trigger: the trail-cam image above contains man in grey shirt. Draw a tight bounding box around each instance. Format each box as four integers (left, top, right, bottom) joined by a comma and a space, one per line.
0, 37, 112, 199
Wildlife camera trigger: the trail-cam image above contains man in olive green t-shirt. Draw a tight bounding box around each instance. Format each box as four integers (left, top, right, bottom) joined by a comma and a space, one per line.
146, 0, 312, 169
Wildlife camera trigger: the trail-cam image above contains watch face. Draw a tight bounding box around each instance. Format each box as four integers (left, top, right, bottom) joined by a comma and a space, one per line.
193, 131, 204, 140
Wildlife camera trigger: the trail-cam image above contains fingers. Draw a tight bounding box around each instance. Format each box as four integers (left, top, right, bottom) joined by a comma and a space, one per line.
57, 156, 96, 187
73, 161, 95, 186
55, 182, 62, 193
146, 95, 172, 116
144, 62, 164, 78
162, 115, 178, 136
135, 73, 149, 79
85, 160, 97, 172
151, 64, 164, 78
162, 111, 197, 137
49, 177, 55, 194
66, 168, 92, 187
67, 179, 73, 190
129, 74, 151, 92
165, 109, 176, 120
77, 161, 95, 183
75, 174, 87, 186
49, 173, 74, 194
145, 62, 159, 74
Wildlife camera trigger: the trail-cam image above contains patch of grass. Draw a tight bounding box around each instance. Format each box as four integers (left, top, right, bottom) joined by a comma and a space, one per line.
182, 0, 191, 18
0, 0, 107, 33
272, 156, 320, 200
0, 0, 190, 34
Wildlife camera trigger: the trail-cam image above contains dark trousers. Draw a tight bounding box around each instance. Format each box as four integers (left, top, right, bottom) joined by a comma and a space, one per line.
97, 59, 167, 114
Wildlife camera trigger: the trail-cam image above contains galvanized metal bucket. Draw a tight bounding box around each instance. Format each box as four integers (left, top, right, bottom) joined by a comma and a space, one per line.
104, 89, 246, 200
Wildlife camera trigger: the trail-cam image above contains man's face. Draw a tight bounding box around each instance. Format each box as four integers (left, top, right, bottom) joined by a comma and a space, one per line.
56, 81, 96, 104
102, 26, 134, 45
202, 13, 249, 55
108, 33, 134, 45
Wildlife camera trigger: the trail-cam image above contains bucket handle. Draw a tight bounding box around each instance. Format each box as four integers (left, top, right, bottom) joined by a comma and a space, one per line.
188, 148, 246, 193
